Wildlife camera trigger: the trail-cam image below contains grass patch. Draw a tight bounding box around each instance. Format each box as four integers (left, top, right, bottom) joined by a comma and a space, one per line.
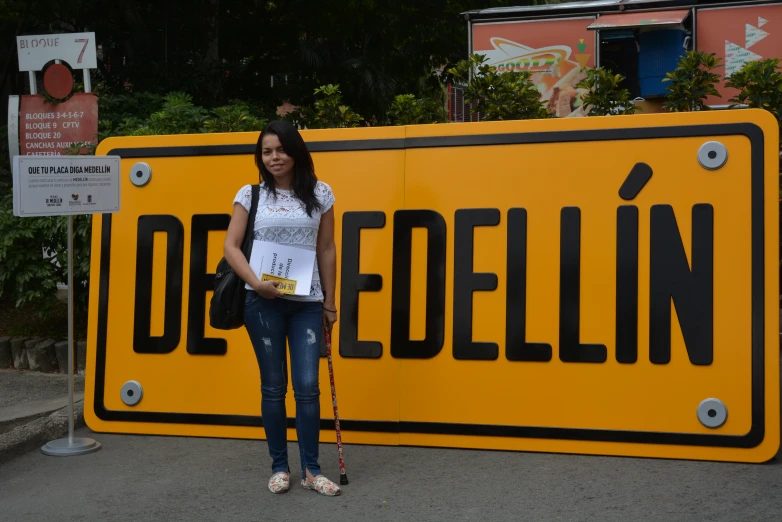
0, 295, 88, 341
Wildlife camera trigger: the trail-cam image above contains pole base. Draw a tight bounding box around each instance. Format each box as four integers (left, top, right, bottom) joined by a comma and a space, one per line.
41, 437, 101, 457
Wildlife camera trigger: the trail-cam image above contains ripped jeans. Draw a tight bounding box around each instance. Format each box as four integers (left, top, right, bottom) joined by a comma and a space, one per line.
244, 291, 324, 477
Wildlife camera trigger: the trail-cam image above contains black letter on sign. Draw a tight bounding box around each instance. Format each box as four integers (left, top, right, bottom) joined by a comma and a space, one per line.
453, 209, 500, 360
506, 208, 552, 362
134, 215, 184, 354
339, 211, 385, 358
616, 206, 639, 363
187, 214, 230, 355
391, 210, 446, 359
559, 207, 607, 363
649, 204, 713, 365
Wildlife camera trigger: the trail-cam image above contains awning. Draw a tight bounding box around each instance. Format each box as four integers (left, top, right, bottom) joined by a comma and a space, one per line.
587, 9, 690, 30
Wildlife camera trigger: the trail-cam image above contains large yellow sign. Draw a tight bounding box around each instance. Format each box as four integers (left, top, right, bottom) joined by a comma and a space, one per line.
86, 110, 780, 463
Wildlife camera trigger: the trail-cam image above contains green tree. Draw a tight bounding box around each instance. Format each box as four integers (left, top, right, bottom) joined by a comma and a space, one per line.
663, 51, 723, 112
285, 1, 530, 120
576, 67, 638, 116
447, 54, 550, 121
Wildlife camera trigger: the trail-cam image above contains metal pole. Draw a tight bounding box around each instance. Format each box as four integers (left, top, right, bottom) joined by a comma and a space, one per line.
83, 70, 91, 93
28, 71, 36, 95
67, 215, 74, 443
41, 194, 101, 456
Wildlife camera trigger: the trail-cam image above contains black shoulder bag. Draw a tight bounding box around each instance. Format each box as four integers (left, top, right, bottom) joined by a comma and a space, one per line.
209, 184, 260, 330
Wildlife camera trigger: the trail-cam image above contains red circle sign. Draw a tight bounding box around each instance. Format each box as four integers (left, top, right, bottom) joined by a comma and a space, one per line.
43, 64, 74, 99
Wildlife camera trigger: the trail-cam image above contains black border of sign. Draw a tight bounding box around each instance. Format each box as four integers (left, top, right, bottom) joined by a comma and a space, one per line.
95, 123, 767, 448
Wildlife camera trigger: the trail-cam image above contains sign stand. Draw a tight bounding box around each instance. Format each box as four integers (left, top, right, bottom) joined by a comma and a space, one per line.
41, 214, 102, 457
12, 153, 120, 457
10, 34, 104, 454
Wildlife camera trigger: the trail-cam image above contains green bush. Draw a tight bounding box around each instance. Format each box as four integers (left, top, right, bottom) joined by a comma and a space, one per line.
203, 103, 267, 133
125, 92, 209, 136
0, 195, 92, 314
97, 92, 166, 131
447, 54, 551, 121
725, 58, 782, 147
0, 119, 92, 314
663, 51, 723, 112
286, 84, 364, 129
577, 67, 638, 116
387, 94, 447, 125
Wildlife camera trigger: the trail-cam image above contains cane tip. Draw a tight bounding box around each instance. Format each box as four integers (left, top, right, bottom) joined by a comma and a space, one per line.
340, 474, 349, 485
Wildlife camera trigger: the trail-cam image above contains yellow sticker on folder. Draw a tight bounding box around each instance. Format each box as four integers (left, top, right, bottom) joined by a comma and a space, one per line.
261, 273, 297, 294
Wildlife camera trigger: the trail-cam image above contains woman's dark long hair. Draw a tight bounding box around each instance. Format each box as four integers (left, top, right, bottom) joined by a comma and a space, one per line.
255, 120, 322, 217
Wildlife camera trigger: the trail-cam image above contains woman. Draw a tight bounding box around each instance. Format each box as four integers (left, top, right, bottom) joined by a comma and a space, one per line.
223, 120, 340, 496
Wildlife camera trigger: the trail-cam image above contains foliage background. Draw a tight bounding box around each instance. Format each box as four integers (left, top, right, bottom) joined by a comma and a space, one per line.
1, 0, 553, 121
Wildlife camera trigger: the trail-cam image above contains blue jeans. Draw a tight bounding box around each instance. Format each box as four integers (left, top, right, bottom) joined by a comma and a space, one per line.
244, 291, 324, 477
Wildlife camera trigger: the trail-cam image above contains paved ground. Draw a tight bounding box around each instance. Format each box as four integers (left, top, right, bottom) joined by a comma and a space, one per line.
0, 426, 780, 522
1, 364, 780, 521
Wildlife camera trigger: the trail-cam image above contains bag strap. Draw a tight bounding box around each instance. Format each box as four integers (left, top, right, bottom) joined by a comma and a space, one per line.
241, 184, 261, 260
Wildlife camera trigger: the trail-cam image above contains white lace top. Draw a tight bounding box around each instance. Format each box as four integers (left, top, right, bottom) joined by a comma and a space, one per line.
233, 181, 335, 302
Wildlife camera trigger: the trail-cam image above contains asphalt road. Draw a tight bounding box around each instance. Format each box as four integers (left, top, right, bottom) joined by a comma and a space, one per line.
0, 426, 780, 522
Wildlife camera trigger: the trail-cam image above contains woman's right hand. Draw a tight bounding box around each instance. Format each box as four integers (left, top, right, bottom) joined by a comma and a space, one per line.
252, 280, 283, 299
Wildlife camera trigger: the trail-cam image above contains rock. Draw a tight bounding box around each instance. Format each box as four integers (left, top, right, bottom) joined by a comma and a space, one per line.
28, 339, 57, 372
10, 338, 30, 370
76, 341, 87, 375
22, 338, 43, 371
0, 337, 11, 368
55, 341, 69, 374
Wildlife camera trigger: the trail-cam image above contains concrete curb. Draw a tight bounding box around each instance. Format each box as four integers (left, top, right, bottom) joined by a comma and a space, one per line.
0, 399, 86, 465
0, 337, 11, 368
2, 337, 87, 375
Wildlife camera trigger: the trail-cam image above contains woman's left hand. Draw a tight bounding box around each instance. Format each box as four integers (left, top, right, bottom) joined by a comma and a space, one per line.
322, 308, 338, 333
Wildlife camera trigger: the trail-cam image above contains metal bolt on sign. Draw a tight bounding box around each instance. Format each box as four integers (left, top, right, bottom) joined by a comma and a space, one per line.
697, 398, 728, 429
120, 380, 144, 406
697, 141, 728, 170
130, 162, 152, 187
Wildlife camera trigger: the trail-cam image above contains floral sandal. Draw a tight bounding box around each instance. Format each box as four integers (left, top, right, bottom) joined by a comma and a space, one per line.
301, 475, 341, 496
268, 472, 290, 494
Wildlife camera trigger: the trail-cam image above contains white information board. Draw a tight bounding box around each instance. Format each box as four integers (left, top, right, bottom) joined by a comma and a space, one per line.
16, 32, 97, 71
12, 155, 120, 217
